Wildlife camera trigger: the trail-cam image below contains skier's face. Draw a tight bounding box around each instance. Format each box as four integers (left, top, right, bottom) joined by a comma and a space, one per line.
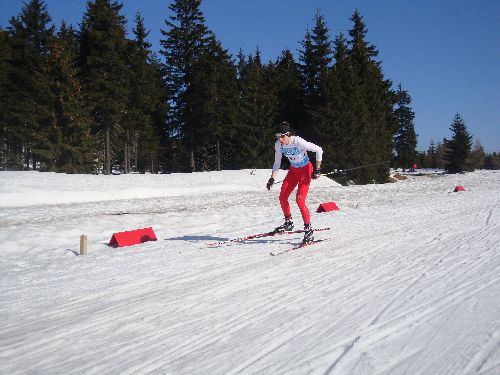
277, 133, 291, 145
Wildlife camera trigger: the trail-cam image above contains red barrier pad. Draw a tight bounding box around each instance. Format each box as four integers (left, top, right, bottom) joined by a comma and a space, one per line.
453, 186, 466, 192
108, 227, 157, 247
317, 202, 340, 213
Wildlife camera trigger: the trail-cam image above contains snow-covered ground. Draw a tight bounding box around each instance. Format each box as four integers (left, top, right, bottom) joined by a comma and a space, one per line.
0, 169, 499, 374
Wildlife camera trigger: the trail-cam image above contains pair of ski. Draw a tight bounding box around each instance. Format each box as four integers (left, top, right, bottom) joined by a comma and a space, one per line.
207, 227, 330, 256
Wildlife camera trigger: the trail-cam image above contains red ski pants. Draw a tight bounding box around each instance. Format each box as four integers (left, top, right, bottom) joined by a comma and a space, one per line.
279, 163, 313, 225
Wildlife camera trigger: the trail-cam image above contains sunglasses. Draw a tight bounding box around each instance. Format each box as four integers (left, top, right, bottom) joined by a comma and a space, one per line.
276, 132, 291, 139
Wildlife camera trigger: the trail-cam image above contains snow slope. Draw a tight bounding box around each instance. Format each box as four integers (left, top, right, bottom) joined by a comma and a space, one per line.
0, 169, 499, 374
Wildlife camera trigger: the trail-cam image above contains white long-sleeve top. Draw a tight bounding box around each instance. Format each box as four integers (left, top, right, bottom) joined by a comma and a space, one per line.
272, 136, 323, 173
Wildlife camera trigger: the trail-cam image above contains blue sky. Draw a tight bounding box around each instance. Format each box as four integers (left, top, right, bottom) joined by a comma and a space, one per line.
1, 0, 499, 152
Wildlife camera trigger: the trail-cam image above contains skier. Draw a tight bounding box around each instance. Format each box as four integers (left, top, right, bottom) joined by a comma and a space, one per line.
266, 121, 323, 244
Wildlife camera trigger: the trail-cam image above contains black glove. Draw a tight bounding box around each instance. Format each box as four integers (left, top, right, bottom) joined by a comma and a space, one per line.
312, 168, 321, 180
266, 177, 275, 190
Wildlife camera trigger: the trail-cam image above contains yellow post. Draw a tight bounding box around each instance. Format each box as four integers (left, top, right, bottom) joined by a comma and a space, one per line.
80, 235, 88, 256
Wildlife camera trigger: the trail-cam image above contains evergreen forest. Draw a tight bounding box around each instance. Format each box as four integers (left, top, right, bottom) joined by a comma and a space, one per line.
1, 0, 498, 183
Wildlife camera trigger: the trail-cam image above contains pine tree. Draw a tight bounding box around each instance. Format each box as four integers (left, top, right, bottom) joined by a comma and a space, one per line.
298, 10, 333, 139
484, 152, 500, 170
235, 50, 277, 168
466, 139, 485, 170
5, 0, 56, 170
315, 32, 361, 181
299, 30, 315, 105
188, 34, 239, 171
274, 49, 304, 130
393, 84, 417, 169
311, 11, 334, 101
50, 24, 94, 173
124, 12, 165, 173
0, 28, 10, 169
415, 151, 425, 170
79, 0, 129, 174
326, 34, 367, 173
347, 10, 396, 183
435, 140, 448, 169
426, 140, 437, 168
160, 0, 210, 172
444, 113, 473, 173
144, 53, 169, 173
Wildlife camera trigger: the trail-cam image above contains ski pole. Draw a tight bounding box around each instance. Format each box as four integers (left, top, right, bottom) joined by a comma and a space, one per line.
273, 160, 390, 185
321, 160, 390, 176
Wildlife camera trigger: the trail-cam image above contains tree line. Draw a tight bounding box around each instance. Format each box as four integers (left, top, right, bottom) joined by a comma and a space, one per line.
415, 115, 499, 171
0, 0, 496, 183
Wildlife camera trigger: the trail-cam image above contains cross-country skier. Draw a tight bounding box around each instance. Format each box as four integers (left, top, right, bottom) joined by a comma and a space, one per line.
266, 121, 323, 244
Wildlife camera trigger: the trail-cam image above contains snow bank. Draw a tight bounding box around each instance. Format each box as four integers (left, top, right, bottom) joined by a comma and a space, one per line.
0, 169, 498, 374
0, 169, 340, 207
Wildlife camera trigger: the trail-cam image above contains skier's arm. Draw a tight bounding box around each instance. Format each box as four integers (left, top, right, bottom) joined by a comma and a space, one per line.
271, 141, 282, 178
296, 138, 323, 165
297, 137, 323, 178
266, 142, 282, 190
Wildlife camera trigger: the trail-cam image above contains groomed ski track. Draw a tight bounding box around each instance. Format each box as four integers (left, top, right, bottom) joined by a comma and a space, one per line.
0, 170, 499, 374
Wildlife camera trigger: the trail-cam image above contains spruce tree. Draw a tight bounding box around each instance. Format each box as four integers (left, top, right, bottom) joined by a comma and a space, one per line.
236, 50, 277, 168
435, 140, 448, 169
50, 24, 94, 173
160, 0, 210, 172
484, 152, 500, 170
314, 32, 363, 184
124, 12, 165, 173
393, 84, 417, 169
274, 49, 304, 130
347, 10, 396, 183
311, 11, 334, 101
444, 113, 473, 173
466, 139, 485, 170
144, 53, 169, 173
5, 0, 56, 170
188, 34, 239, 170
79, 0, 129, 174
0, 29, 10, 169
426, 140, 437, 169
299, 30, 315, 107
298, 10, 333, 139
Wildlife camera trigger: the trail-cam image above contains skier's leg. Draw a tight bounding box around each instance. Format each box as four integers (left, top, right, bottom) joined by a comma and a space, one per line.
279, 170, 299, 219
296, 163, 312, 225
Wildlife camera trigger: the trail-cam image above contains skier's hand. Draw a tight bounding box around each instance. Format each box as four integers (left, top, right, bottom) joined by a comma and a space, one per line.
312, 168, 321, 180
266, 177, 275, 190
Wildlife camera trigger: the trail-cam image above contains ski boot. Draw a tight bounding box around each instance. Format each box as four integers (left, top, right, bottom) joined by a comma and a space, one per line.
274, 218, 294, 234
302, 224, 314, 244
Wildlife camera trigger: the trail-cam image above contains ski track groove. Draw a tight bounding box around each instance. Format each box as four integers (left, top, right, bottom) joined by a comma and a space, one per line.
243, 188, 497, 373
324, 335, 362, 375
462, 327, 500, 374
238, 195, 500, 373
1, 171, 499, 373
220, 220, 494, 373
125, 292, 287, 374
319, 270, 494, 373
